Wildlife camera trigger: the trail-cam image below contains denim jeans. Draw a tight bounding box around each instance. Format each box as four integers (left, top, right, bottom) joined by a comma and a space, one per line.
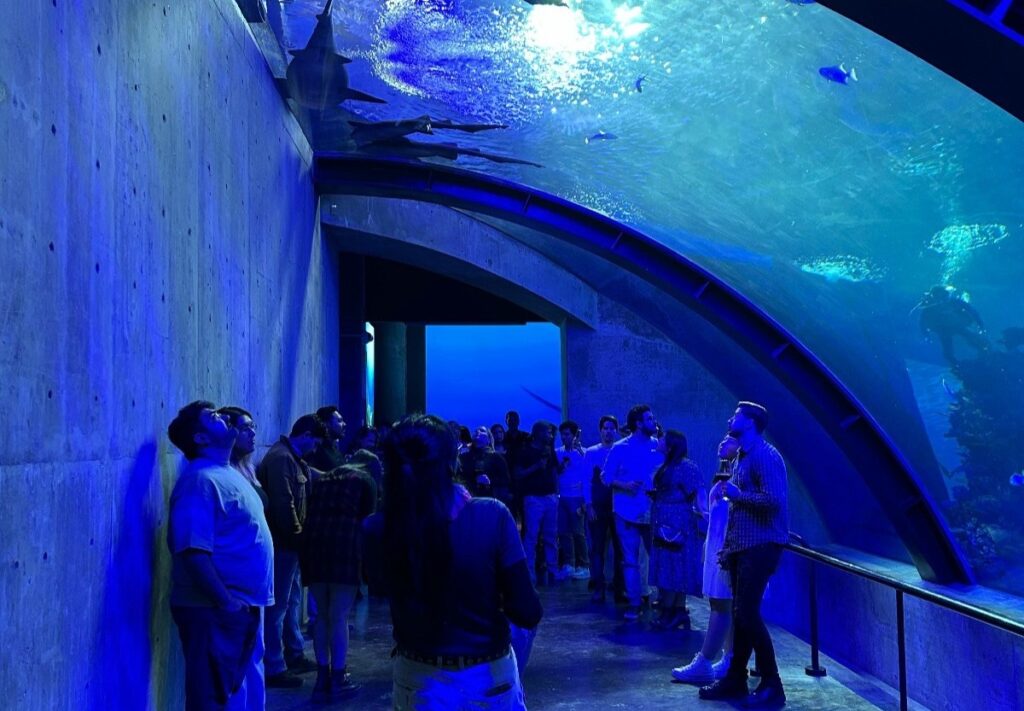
171, 605, 262, 710
264, 548, 302, 675
725, 543, 783, 684
615, 515, 652, 606
392, 652, 525, 711
308, 583, 358, 670
522, 494, 558, 583
557, 496, 589, 568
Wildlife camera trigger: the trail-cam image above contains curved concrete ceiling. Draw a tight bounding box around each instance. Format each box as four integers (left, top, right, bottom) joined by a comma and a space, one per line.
315, 154, 973, 584
320, 195, 598, 327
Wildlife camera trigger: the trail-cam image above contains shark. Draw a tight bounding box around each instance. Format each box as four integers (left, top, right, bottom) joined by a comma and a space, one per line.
285, 0, 386, 111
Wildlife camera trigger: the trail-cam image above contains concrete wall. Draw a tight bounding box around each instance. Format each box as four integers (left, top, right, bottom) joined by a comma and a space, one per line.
0, 2, 336, 708
564, 302, 733, 476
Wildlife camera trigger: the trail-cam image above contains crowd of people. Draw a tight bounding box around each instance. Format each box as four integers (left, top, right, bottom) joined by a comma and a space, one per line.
165, 399, 790, 710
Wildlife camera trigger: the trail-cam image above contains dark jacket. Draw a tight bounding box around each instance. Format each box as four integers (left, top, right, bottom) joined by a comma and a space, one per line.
256, 437, 311, 551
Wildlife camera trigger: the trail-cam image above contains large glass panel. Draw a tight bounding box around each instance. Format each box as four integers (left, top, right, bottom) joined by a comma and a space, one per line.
279, 2, 1024, 593
426, 323, 562, 426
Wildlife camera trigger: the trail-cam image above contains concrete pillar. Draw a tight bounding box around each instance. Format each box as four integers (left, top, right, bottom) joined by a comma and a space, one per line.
373, 321, 407, 426
339, 254, 368, 428
406, 324, 427, 414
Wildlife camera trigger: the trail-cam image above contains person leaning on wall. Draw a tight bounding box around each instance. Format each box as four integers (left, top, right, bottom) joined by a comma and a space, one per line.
166, 400, 274, 710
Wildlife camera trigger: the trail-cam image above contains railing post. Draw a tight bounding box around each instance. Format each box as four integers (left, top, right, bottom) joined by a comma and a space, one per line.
896, 589, 908, 711
805, 557, 827, 677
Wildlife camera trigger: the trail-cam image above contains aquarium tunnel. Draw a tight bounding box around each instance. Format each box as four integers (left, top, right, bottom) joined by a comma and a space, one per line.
2, 0, 1023, 708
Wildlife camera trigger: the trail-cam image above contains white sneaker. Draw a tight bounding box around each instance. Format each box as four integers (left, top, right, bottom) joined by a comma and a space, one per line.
671, 653, 715, 684
711, 653, 732, 680
560, 564, 575, 577
572, 566, 591, 580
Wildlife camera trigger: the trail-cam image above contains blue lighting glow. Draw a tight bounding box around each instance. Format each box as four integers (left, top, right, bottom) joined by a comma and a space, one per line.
426, 323, 562, 427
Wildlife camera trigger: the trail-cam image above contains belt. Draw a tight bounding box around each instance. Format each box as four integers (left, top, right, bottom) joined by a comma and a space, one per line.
393, 646, 510, 670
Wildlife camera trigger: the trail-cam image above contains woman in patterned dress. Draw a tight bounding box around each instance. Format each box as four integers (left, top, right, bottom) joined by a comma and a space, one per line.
650, 429, 706, 630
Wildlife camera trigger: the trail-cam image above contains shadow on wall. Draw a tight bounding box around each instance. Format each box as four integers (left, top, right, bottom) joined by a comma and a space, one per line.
87, 441, 159, 710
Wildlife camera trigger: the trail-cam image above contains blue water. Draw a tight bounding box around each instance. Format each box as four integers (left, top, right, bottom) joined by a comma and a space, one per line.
426, 323, 562, 429
277, 1, 1024, 595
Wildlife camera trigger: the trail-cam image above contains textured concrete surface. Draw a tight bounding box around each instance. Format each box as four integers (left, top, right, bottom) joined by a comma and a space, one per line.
266, 581, 927, 711
322, 196, 600, 328
0, 2, 335, 708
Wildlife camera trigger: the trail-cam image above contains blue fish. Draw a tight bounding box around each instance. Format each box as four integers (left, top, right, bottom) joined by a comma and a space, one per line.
787, 0, 817, 4
635, 75, 646, 93
1010, 472, 1024, 487
585, 131, 617, 144
819, 63, 858, 85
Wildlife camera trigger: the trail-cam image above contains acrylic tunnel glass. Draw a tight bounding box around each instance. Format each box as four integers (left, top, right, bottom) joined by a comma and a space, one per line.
275, 1, 1024, 595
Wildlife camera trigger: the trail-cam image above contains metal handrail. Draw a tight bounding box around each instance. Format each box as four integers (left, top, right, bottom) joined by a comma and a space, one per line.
785, 542, 1024, 711
786, 543, 1023, 636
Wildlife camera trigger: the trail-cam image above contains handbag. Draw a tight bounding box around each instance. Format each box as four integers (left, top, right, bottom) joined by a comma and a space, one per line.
654, 523, 684, 549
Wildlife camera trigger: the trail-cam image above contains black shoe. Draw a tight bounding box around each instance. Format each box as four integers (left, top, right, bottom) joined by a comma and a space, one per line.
698, 678, 749, 701
266, 671, 304, 688
331, 669, 360, 699
744, 682, 786, 708
311, 666, 330, 703
286, 655, 318, 674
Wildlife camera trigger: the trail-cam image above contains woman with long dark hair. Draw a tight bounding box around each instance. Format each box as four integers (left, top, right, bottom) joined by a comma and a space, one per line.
649, 429, 706, 630
367, 414, 542, 710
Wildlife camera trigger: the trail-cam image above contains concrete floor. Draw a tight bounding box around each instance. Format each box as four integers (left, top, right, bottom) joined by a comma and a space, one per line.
267, 580, 923, 710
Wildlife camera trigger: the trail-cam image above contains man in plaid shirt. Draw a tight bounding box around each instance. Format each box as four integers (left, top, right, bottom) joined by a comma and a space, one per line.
699, 401, 788, 708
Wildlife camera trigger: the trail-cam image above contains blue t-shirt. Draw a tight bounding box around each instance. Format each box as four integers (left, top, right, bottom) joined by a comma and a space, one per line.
168, 458, 275, 607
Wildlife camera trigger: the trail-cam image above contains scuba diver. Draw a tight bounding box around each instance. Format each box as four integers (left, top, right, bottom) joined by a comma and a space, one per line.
912, 285, 989, 364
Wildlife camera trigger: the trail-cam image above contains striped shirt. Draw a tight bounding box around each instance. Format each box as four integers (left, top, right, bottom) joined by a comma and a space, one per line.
723, 438, 789, 553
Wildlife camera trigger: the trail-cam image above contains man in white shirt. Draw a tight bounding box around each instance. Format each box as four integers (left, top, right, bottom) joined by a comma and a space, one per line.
601, 404, 661, 620
556, 420, 590, 580
167, 400, 275, 709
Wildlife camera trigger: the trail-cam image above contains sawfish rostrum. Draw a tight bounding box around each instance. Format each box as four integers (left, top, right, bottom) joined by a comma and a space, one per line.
285, 0, 385, 110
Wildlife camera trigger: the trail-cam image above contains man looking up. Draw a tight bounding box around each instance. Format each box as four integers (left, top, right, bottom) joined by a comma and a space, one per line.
584, 415, 625, 603
602, 404, 661, 620
166, 401, 273, 709
699, 401, 789, 708
513, 420, 560, 586
258, 414, 326, 688
306, 405, 347, 474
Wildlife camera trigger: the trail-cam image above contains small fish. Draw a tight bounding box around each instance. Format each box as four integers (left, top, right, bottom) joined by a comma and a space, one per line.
524, 0, 569, 6
1009, 472, 1024, 487
585, 131, 617, 144
787, 0, 817, 4
819, 63, 858, 85
635, 75, 646, 93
